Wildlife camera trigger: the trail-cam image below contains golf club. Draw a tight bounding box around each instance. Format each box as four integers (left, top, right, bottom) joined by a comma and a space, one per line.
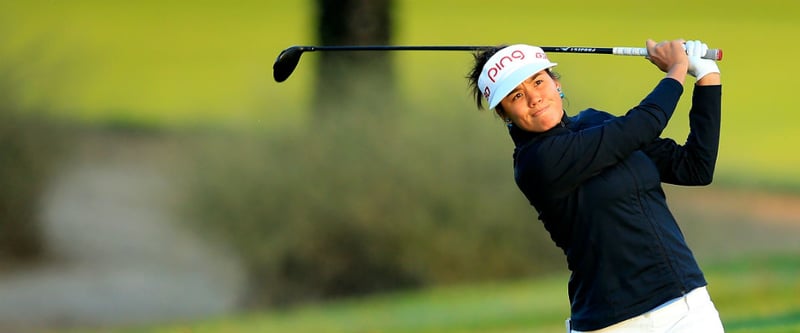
273, 45, 723, 82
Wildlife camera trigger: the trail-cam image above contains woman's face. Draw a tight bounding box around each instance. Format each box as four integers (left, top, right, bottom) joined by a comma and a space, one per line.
497, 70, 563, 133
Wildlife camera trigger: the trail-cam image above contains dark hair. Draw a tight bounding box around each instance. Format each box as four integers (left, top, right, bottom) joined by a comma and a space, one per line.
466, 46, 561, 112
466, 46, 504, 111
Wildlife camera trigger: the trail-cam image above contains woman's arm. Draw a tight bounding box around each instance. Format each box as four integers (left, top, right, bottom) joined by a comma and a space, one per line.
642, 83, 722, 185
696, 72, 721, 86
644, 41, 722, 185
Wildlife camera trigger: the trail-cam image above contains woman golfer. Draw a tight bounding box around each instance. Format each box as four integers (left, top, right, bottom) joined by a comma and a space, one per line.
467, 39, 724, 332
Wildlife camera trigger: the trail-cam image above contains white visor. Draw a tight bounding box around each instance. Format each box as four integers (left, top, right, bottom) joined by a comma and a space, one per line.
478, 44, 557, 109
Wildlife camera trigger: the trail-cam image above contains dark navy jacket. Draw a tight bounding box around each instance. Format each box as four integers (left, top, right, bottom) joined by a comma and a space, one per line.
509, 79, 721, 331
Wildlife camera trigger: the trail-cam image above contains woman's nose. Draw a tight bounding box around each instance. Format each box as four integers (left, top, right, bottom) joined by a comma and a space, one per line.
526, 89, 542, 107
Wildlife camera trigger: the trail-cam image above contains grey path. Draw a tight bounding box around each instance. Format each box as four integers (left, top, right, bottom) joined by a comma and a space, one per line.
0, 136, 246, 331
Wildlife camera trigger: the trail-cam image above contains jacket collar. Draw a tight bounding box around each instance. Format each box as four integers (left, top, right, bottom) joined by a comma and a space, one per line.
508, 110, 571, 147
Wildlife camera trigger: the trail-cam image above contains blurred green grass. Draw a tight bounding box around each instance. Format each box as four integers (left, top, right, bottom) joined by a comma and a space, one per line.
61, 253, 799, 333
0, 1, 314, 128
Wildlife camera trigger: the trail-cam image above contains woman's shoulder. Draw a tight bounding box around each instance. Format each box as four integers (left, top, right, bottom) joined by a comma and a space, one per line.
570, 108, 615, 129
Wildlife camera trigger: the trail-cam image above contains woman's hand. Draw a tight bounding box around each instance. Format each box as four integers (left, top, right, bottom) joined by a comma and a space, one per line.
646, 39, 689, 84
685, 40, 721, 86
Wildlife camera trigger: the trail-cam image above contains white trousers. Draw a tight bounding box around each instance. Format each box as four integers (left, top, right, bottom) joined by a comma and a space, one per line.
568, 286, 724, 333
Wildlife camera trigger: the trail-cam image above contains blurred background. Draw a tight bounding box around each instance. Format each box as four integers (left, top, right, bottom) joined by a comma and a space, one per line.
0, 1, 798, 332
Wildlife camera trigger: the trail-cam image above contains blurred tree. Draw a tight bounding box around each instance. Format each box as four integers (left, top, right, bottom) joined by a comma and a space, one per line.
185, 0, 561, 308
0, 116, 46, 261
0, 104, 67, 265
314, 0, 396, 115
0, 55, 71, 267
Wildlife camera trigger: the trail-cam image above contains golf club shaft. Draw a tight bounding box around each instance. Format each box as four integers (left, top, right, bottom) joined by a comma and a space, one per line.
294, 45, 722, 60
273, 44, 723, 82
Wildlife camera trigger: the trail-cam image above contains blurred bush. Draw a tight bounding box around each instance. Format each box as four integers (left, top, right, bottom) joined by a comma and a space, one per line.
181, 107, 564, 307
0, 82, 71, 265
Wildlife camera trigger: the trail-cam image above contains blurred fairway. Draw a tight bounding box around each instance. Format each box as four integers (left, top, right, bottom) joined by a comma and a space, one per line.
60, 254, 800, 333
1, 0, 799, 186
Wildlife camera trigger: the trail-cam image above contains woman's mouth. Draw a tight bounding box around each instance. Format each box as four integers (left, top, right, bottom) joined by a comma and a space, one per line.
531, 107, 547, 117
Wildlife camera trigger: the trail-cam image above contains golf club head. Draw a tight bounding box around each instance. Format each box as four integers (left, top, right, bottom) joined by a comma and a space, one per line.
273, 46, 305, 82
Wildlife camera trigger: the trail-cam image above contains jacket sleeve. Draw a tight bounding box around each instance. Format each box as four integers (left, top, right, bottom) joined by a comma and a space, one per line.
642, 84, 722, 185
516, 78, 683, 198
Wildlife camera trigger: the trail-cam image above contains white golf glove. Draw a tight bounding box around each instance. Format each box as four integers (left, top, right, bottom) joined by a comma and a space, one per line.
685, 40, 719, 80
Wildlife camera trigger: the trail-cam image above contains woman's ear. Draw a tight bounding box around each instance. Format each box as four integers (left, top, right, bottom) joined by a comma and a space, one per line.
494, 109, 503, 118
495, 108, 512, 126
494, 107, 506, 119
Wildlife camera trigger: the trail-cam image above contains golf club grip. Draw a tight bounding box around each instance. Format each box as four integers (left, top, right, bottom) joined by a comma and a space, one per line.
609, 47, 722, 61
